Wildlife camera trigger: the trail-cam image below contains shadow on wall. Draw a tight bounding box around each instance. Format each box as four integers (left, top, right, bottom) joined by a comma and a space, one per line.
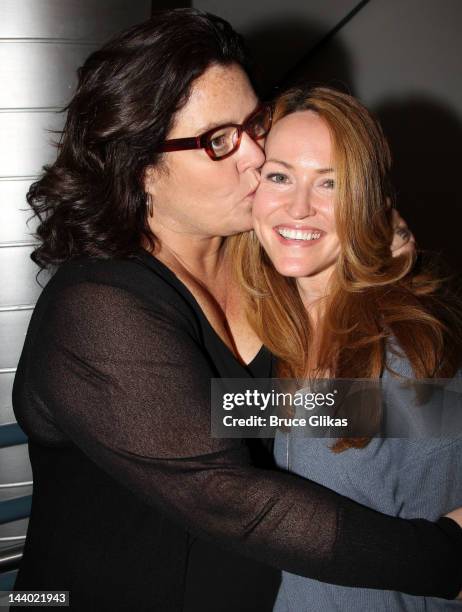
376, 98, 462, 277
246, 17, 460, 277
243, 18, 355, 99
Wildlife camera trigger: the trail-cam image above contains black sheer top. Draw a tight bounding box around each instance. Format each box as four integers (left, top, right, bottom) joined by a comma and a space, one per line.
12, 250, 462, 611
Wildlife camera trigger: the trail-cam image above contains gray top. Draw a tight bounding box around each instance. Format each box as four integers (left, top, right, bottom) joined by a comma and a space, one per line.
273, 348, 462, 611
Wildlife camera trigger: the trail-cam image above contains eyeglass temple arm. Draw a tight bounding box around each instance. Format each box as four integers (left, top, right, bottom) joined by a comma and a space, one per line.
158, 136, 201, 152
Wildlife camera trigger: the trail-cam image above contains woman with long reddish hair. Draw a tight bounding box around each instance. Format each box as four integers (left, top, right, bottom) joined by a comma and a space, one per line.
231, 86, 462, 610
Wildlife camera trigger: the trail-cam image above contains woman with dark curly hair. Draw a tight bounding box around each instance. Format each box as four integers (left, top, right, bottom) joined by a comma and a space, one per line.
12, 8, 462, 612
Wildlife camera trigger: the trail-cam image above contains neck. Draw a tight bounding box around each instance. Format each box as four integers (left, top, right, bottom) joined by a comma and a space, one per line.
143, 220, 262, 364
296, 270, 332, 315
145, 221, 229, 283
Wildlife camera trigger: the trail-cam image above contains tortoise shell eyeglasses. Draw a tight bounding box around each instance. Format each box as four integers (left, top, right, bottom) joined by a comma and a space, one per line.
158, 104, 273, 161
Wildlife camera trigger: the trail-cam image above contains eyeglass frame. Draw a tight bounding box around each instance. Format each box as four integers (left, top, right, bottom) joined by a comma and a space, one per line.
157, 103, 273, 161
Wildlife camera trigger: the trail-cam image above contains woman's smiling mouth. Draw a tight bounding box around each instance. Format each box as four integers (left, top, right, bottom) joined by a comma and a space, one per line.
274, 225, 323, 245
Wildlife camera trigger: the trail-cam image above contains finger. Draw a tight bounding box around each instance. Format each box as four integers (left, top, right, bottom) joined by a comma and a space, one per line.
391, 208, 406, 229
395, 227, 411, 241
391, 228, 416, 255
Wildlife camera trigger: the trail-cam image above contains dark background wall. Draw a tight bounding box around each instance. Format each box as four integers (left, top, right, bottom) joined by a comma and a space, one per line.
195, 0, 462, 274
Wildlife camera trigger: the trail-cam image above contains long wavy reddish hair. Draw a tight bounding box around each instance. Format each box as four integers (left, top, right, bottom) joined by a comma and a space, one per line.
228, 86, 462, 451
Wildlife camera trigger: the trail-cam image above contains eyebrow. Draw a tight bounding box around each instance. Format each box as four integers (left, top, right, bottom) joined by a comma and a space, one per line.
194, 120, 228, 136
194, 102, 261, 136
266, 159, 335, 173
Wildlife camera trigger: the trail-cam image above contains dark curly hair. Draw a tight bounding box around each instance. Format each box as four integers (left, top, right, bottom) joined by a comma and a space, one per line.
28, 8, 251, 269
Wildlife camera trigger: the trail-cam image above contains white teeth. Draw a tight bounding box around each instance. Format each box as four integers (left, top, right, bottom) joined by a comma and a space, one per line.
277, 228, 321, 241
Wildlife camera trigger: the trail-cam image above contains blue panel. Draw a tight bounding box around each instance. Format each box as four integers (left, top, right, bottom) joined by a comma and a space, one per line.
0, 569, 17, 590
0, 424, 28, 448
0, 497, 31, 525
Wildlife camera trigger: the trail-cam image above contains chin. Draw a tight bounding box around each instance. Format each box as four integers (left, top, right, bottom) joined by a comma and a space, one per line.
219, 218, 253, 236
231, 221, 253, 235
232, 213, 253, 233
274, 259, 316, 278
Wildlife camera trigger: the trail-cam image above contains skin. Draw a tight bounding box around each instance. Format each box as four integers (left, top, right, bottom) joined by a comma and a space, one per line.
145, 63, 262, 262
144, 63, 265, 364
251, 107, 462, 542
142, 60, 462, 577
143, 62, 413, 365
253, 111, 339, 309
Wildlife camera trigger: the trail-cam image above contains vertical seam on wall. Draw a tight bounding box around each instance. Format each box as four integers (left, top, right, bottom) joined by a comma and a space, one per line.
276, 0, 372, 92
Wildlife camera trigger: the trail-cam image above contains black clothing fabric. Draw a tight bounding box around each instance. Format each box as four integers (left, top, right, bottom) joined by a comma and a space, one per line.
12, 251, 462, 611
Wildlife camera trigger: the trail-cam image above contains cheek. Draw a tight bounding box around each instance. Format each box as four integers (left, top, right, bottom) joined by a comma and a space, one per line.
251, 194, 264, 224
316, 235, 341, 274
172, 155, 240, 201
326, 237, 341, 261
318, 198, 336, 226
251, 204, 272, 247
198, 157, 242, 199
181, 162, 217, 198
251, 218, 264, 247
252, 187, 283, 222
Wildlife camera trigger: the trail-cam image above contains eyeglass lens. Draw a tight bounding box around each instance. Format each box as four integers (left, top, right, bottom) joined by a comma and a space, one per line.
207, 107, 271, 159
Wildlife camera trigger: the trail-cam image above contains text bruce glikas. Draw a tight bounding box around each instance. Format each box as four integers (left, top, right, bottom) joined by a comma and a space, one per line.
221, 389, 348, 428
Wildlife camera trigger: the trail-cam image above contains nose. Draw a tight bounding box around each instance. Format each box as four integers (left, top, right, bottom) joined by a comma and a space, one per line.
236, 132, 265, 173
287, 187, 316, 219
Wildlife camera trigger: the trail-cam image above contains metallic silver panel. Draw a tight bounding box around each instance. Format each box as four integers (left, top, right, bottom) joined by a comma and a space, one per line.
0, 42, 97, 109
0, 310, 33, 370
0, 487, 32, 504
0, 180, 37, 243
0, 373, 15, 426
0, 446, 32, 486
0, 246, 48, 307
0, 3, 152, 558
0, 0, 151, 40
0, 111, 64, 179
0, 518, 28, 544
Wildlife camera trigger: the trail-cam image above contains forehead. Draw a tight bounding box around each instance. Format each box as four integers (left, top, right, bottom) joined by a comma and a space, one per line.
266, 110, 332, 164
168, 63, 258, 137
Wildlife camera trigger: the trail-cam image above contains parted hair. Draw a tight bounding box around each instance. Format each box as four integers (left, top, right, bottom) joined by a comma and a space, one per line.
28, 8, 250, 269
229, 86, 462, 451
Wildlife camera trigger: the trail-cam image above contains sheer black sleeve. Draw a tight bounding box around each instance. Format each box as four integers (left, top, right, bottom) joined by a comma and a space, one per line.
22, 281, 462, 599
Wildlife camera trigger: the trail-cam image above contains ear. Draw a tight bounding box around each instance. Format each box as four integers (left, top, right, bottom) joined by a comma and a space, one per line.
143, 165, 157, 196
